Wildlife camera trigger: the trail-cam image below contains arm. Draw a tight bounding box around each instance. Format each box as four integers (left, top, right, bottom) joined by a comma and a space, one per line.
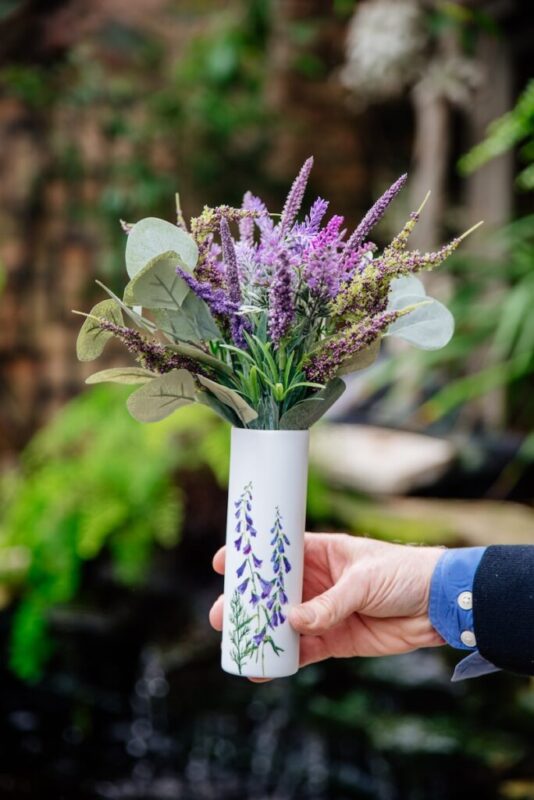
209, 535, 534, 679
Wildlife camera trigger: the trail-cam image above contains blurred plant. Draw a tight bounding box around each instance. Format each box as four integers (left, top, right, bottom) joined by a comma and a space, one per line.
459, 79, 534, 191
0, 387, 229, 681
367, 80, 534, 435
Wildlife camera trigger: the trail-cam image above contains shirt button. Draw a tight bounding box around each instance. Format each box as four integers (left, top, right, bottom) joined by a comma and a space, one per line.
457, 591, 473, 611
460, 630, 477, 648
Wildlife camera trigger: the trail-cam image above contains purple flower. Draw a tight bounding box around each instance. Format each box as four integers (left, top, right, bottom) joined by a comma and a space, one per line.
253, 628, 266, 646
258, 576, 273, 599
236, 560, 247, 578
176, 267, 236, 317
220, 217, 251, 348
234, 536, 242, 551
252, 554, 263, 568
250, 592, 259, 607
279, 590, 288, 605
268, 253, 294, 343
280, 157, 314, 235
267, 595, 276, 611
243, 541, 252, 555
278, 609, 286, 624
283, 557, 291, 574
237, 578, 249, 595
297, 197, 329, 236
273, 558, 280, 574
303, 215, 345, 299
343, 173, 407, 261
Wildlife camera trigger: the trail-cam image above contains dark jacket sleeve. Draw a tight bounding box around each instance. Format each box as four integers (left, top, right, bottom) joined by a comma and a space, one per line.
473, 545, 534, 675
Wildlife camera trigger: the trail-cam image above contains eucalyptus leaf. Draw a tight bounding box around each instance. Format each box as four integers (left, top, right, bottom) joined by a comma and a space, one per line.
279, 378, 345, 430
336, 339, 381, 377
388, 275, 426, 299
76, 300, 122, 362
197, 390, 241, 426
153, 291, 220, 344
96, 280, 157, 333
168, 341, 233, 375
124, 251, 191, 309
387, 294, 454, 350
197, 375, 258, 425
86, 367, 156, 385
126, 217, 198, 279
127, 369, 197, 423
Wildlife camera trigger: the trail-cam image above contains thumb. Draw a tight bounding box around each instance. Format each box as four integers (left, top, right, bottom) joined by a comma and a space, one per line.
289, 575, 355, 635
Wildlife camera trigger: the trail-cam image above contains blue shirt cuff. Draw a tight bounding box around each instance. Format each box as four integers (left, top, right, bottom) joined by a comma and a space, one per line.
429, 547, 486, 649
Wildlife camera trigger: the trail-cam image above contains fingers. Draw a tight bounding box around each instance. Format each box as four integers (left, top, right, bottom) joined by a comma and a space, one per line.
299, 634, 329, 668
212, 546, 226, 575
289, 571, 356, 636
209, 594, 224, 631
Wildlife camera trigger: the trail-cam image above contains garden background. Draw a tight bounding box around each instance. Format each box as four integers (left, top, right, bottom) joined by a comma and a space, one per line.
0, 1, 533, 798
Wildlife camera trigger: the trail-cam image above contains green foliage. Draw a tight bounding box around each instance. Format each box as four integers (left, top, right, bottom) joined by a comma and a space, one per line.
459, 79, 534, 191
0, 387, 229, 681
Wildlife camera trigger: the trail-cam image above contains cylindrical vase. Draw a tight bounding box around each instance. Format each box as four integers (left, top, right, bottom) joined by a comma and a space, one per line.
221, 428, 309, 679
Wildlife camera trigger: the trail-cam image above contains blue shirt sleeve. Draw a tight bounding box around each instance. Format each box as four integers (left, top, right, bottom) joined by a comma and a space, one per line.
429, 547, 500, 681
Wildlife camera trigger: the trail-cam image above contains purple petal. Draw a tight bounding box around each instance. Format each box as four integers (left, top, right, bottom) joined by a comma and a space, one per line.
234, 536, 242, 551
252, 554, 263, 568
236, 560, 247, 578
250, 592, 259, 607
243, 541, 251, 555
237, 578, 249, 595
283, 557, 291, 574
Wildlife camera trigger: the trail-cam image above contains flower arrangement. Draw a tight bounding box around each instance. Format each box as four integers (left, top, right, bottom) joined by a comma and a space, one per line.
75, 157, 481, 430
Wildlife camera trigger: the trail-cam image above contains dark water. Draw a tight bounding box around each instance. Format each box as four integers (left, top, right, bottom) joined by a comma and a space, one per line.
1, 577, 533, 800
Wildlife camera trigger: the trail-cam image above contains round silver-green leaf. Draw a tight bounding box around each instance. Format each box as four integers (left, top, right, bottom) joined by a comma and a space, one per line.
85, 367, 156, 385
126, 218, 198, 278
76, 300, 122, 362
127, 369, 196, 423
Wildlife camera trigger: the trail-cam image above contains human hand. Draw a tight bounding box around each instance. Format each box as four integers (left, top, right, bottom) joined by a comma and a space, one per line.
209, 533, 444, 671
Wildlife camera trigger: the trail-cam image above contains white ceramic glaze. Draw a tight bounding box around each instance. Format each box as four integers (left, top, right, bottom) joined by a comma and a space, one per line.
221, 428, 309, 678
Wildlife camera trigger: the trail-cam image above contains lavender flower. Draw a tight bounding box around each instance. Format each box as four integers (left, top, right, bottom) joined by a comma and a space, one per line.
303, 215, 345, 300
343, 173, 407, 262
305, 309, 406, 382
237, 578, 249, 594
220, 217, 251, 347
96, 320, 206, 375
176, 267, 237, 316
268, 253, 294, 343
280, 157, 314, 235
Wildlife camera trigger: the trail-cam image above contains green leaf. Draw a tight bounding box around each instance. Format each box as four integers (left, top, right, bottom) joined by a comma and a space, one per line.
196, 390, 241, 426
168, 341, 233, 375
96, 280, 157, 333
85, 367, 156, 385
127, 369, 196, 423
279, 378, 345, 430
76, 300, 122, 362
124, 251, 190, 309
336, 339, 381, 377
153, 291, 220, 344
387, 295, 454, 350
126, 217, 198, 278
197, 375, 258, 425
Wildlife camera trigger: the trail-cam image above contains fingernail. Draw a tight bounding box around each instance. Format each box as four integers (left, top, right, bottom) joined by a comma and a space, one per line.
296, 605, 316, 625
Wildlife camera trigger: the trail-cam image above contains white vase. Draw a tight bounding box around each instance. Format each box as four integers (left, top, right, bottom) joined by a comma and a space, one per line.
221, 428, 309, 679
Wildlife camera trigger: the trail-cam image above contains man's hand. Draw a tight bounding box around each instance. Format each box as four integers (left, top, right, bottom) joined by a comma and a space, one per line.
209, 533, 444, 670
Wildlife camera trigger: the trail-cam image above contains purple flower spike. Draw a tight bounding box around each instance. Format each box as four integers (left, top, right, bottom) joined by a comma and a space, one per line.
253, 628, 266, 646
344, 173, 407, 260
176, 267, 236, 317
237, 578, 249, 595
258, 576, 273, 599
236, 560, 247, 578
268, 253, 294, 343
280, 156, 314, 235
252, 554, 263, 568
